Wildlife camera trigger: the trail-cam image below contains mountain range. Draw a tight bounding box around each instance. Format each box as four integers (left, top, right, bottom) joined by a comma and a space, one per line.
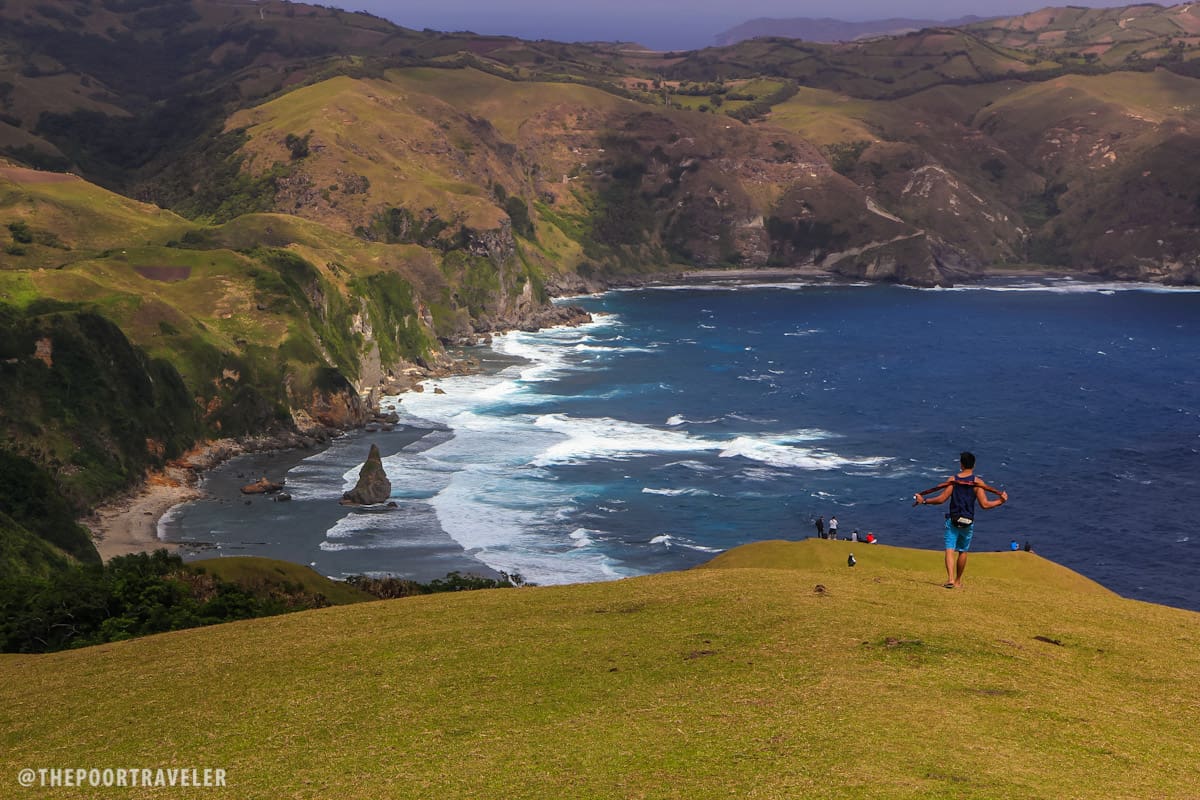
2, 0, 1200, 567
713, 15, 988, 46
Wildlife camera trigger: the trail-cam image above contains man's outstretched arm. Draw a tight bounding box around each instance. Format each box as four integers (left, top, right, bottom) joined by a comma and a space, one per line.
916, 481, 953, 506
976, 481, 1008, 509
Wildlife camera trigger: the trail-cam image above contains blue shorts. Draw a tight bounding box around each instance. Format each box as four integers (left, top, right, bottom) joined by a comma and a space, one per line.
944, 518, 974, 552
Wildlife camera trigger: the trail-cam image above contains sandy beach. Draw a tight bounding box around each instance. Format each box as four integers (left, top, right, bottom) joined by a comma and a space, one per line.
84, 437, 291, 562
86, 468, 201, 561
80, 350, 497, 566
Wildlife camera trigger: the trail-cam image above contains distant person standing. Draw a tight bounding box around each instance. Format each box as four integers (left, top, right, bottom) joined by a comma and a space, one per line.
914, 451, 1008, 589
828, 516, 838, 540
815, 515, 825, 539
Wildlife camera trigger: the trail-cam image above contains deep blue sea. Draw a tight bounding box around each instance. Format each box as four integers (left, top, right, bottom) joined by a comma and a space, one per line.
165, 279, 1200, 611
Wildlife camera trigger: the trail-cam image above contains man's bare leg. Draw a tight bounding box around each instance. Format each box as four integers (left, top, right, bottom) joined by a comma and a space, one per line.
944, 549, 957, 587
954, 551, 968, 588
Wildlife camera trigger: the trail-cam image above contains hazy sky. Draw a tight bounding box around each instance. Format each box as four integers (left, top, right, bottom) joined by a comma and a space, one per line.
344, 1, 1143, 49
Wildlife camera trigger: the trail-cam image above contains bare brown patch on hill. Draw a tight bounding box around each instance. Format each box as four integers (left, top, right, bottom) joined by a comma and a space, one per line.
134, 266, 192, 282
1173, 7, 1200, 34
916, 33, 958, 49
461, 39, 510, 55
0, 166, 75, 184
1021, 9, 1059, 31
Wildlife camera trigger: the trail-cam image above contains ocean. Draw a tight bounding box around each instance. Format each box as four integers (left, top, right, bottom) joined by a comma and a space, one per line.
163, 278, 1200, 611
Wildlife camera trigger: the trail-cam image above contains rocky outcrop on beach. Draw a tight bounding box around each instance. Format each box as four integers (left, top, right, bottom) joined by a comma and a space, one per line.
241, 477, 286, 495
521, 303, 593, 332
308, 382, 372, 430
341, 444, 392, 506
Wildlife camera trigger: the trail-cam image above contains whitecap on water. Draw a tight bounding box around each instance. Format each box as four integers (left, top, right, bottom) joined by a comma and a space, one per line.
646, 533, 723, 554
903, 279, 1200, 295
641, 487, 716, 497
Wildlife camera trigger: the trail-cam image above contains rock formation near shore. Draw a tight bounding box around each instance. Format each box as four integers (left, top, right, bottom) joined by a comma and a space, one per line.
241, 477, 285, 495
341, 444, 392, 506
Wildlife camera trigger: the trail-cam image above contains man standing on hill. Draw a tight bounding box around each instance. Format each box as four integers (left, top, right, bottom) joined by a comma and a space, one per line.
914, 451, 1008, 589
814, 515, 825, 539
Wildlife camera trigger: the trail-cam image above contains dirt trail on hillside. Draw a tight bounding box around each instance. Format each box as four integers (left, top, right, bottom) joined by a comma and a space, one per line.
0, 166, 76, 184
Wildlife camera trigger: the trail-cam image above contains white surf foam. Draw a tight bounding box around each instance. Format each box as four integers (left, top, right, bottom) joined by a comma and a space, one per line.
646, 533, 724, 554
569, 528, 600, 547
641, 487, 716, 497
156, 503, 186, 541
368, 306, 888, 585
719, 436, 891, 471
904, 279, 1200, 295
660, 459, 720, 472
376, 322, 639, 584
530, 413, 883, 472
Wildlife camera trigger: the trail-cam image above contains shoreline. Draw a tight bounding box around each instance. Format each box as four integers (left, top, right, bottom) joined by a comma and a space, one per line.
83, 265, 1166, 563
581, 264, 1113, 293
84, 350, 512, 564
86, 434, 334, 562
86, 468, 200, 561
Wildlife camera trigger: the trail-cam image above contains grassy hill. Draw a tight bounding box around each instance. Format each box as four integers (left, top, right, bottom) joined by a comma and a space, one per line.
968, 4, 1200, 68
191, 556, 374, 606
2, 540, 1196, 798
0, 161, 452, 552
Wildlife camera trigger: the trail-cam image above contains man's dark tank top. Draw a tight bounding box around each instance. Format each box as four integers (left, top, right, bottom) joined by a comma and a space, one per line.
948, 474, 977, 526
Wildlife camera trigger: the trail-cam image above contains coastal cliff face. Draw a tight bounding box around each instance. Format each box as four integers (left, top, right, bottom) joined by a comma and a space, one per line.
307, 381, 372, 430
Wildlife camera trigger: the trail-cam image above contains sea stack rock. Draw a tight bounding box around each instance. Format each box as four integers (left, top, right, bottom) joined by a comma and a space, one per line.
341, 444, 392, 505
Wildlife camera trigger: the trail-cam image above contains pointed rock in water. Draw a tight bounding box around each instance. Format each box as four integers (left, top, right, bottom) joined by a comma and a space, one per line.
341, 443, 392, 505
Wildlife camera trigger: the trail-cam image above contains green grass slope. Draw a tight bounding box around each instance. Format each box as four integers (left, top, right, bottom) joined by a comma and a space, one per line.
2, 541, 1196, 799
968, 4, 1200, 68
0, 510, 70, 578
190, 556, 373, 606
702, 539, 1118, 598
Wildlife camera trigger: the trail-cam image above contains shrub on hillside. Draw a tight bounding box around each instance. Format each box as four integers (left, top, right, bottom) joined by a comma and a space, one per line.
345, 570, 529, 599
0, 551, 315, 654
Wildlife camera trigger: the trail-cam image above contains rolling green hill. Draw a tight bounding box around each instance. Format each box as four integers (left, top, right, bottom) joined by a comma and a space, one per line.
968, 4, 1200, 68
1, 540, 1196, 798
190, 556, 374, 606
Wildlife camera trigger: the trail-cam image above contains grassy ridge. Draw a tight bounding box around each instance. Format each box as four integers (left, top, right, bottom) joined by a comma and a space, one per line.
0, 509, 71, 578
191, 557, 373, 606
0, 165, 451, 527
2, 540, 1196, 798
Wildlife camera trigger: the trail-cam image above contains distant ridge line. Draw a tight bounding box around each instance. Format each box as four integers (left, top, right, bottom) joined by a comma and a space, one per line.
714, 15, 989, 46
